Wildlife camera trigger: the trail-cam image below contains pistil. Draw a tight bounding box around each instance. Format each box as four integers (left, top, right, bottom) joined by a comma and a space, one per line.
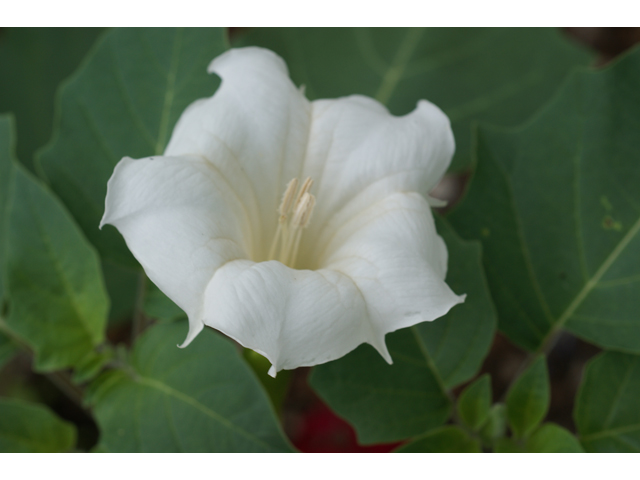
268, 177, 316, 267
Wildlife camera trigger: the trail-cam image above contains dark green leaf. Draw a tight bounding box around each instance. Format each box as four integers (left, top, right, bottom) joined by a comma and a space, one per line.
2, 122, 109, 371
0, 398, 76, 452
0, 114, 16, 301
449, 47, 640, 352
526, 423, 583, 453
0, 331, 19, 369
494, 437, 524, 453
102, 259, 139, 326
310, 217, 496, 444
37, 28, 228, 266
457, 374, 492, 431
0, 28, 104, 170
506, 356, 550, 439
396, 426, 481, 453
144, 280, 186, 324
575, 351, 640, 452
88, 323, 293, 452
236, 27, 591, 170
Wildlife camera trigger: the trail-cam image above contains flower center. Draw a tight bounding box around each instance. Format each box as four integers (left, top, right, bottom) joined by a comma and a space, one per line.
268, 177, 316, 268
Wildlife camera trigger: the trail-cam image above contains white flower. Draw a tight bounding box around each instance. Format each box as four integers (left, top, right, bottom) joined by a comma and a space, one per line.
101, 47, 465, 376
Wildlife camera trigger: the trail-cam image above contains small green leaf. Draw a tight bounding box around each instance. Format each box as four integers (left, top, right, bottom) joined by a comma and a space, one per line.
0, 398, 76, 452
479, 403, 507, 445
310, 217, 496, 444
237, 28, 591, 170
449, 47, 640, 352
575, 351, 640, 452
396, 426, 481, 453
526, 423, 583, 453
2, 119, 109, 371
89, 323, 293, 452
494, 437, 525, 453
457, 374, 492, 431
37, 28, 229, 266
506, 356, 550, 439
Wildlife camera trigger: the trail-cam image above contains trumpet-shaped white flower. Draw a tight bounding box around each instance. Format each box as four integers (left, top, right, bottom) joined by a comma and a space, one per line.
101, 47, 465, 376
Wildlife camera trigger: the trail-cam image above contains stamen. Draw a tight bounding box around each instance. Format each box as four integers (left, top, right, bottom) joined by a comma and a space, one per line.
279, 178, 299, 216
267, 177, 316, 267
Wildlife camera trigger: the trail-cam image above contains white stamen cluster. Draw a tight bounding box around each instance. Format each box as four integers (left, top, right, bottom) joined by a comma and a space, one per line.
268, 177, 316, 267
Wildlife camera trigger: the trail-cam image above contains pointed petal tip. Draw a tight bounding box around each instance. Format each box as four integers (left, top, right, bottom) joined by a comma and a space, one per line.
268, 365, 277, 378
178, 320, 205, 348
207, 46, 288, 78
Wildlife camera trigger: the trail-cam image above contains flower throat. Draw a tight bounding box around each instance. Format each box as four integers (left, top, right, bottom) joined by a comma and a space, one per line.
268, 177, 316, 268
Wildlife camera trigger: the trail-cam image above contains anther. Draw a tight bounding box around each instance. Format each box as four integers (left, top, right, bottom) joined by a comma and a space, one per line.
279, 178, 299, 216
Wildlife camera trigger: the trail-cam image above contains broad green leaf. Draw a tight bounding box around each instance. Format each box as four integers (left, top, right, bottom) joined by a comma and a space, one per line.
37, 28, 228, 266
0, 28, 104, 170
236, 28, 591, 170
89, 323, 293, 452
526, 423, 583, 453
3, 144, 109, 372
0, 398, 76, 452
457, 374, 492, 431
449, 47, 640, 352
102, 259, 139, 325
0, 114, 16, 301
144, 280, 186, 323
396, 426, 481, 453
575, 351, 640, 452
506, 356, 549, 439
309, 217, 496, 443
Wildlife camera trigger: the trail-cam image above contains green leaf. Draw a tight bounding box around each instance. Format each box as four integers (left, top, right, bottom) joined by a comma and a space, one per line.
506, 356, 550, 439
0, 331, 19, 369
0, 28, 104, 170
449, 47, 640, 352
0, 114, 16, 301
479, 403, 507, 445
88, 323, 293, 452
457, 374, 492, 431
310, 217, 496, 444
37, 28, 229, 267
236, 27, 591, 171
494, 437, 525, 453
102, 259, 139, 325
0, 398, 76, 452
2, 122, 109, 371
396, 426, 481, 452
526, 423, 584, 453
575, 351, 640, 452
144, 280, 186, 323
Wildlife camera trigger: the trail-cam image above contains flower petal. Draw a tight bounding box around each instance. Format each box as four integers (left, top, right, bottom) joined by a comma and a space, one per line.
320, 192, 465, 348
164, 47, 311, 261
299, 95, 454, 264
101, 155, 251, 344
202, 260, 381, 376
